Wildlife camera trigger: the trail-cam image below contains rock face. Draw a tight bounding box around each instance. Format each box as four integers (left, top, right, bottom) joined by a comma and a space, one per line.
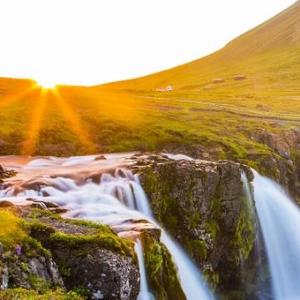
28, 216, 140, 300
0, 204, 141, 300
249, 128, 300, 200
140, 231, 186, 300
138, 156, 257, 298
51, 247, 139, 300
0, 165, 16, 183
160, 127, 300, 202
0, 241, 63, 292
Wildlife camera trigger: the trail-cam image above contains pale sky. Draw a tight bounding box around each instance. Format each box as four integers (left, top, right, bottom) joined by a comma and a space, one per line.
0, 0, 297, 87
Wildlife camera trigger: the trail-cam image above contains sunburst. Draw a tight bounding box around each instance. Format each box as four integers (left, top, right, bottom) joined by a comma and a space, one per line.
36, 78, 57, 89
21, 88, 48, 155
51, 89, 97, 153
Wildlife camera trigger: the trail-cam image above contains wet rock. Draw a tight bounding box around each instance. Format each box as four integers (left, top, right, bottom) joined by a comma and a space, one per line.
0, 264, 8, 290
49, 207, 68, 214
0, 165, 16, 182
28, 257, 63, 286
95, 155, 106, 160
61, 248, 138, 300
0, 201, 15, 209
249, 128, 300, 200
139, 156, 256, 297
27, 199, 59, 209
2, 253, 64, 290
30, 202, 48, 210
29, 217, 140, 300
141, 231, 186, 300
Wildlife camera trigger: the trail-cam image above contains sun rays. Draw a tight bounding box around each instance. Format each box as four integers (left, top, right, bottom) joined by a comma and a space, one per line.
51, 89, 97, 154
0, 79, 98, 156
0, 79, 140, 156
0, 82, 36, 110
21, 88, 48, 155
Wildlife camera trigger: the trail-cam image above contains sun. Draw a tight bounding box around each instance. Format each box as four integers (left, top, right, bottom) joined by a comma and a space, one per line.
36, 78, 58, 89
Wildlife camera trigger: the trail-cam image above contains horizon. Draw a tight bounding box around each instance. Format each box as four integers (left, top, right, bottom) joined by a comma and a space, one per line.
0, 0, 297, 87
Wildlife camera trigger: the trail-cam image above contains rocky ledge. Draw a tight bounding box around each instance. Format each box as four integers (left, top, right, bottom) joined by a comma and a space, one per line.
0, 203, 140, 300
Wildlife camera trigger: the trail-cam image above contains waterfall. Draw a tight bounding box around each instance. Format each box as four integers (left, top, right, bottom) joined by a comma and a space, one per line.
161, 232, 214, 300
135, 240, 154, 300
131, 175, 214, 300
241, 172, 272, 300
0, 157, 214, 300
251, 171, 300, 300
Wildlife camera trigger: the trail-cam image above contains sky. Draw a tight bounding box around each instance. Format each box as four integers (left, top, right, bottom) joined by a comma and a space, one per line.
0, 0, 297, 87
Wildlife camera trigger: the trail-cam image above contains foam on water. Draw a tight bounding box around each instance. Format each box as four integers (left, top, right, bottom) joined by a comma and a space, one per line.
0, 155, 214, 300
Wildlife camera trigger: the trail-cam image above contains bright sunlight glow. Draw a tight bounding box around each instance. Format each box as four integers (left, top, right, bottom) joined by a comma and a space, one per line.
36, 79, 57, 89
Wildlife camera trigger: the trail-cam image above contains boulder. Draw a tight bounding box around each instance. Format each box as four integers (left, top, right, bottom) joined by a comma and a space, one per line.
0, 244, 64, 291
29, 217, 140, 300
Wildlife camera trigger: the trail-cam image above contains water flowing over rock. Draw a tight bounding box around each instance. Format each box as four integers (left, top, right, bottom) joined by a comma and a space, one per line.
134, 240, 154, 300
251, 171, 300, 300
0, 153, 215, 299
139, 156, 256, 297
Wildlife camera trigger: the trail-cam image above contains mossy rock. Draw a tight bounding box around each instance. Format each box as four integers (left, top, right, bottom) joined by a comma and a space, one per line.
141, 231, 186, 300
0, 288, 83, 300
25, 211, 139, 299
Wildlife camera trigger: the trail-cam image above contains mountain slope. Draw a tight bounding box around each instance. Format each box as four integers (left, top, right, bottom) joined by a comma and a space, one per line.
105, 0, 300, 92
0, 1, 300, 167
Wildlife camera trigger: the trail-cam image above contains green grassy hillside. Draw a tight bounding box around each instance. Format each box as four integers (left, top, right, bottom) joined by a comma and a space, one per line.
0, 1, 299, 176
105, 0, 300, 100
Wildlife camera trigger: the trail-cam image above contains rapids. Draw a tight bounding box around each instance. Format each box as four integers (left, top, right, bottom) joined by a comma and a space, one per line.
0, 154, 213, 300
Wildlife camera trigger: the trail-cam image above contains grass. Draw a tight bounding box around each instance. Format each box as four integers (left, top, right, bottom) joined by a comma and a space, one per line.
0, 79, 297, 176
0, 288, 83, 300
26, 209, 135, 257
0, 2, 299, 168
0, 210, 26, 249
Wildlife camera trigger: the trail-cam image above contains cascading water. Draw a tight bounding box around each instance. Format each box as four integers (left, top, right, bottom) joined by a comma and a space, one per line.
0, 155, 214, 300
100, 170, 214, 300
251, 171, 300, 300
160, 232, 214, 300
135, 240, 154, 300
134, 177, 214, 300
241, 172, 272, 300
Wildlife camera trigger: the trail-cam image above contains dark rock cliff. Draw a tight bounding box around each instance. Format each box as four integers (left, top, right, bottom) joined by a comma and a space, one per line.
249, 128, 300, 201
138, 155, 257, 299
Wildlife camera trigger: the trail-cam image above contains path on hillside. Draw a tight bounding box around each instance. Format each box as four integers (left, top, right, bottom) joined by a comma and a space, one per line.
140, 95, 300, 124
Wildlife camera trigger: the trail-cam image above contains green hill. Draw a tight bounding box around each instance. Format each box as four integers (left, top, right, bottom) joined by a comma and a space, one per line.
106, 0, 300, 99
0, 2, 299, 180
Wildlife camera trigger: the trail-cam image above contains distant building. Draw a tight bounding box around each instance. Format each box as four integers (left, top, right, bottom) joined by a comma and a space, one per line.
233, 74, 247, 81
155, 85, 174, 92
212, 78, 225, 84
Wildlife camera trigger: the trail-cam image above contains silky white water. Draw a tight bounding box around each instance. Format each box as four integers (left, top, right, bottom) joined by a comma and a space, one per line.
252, 171, 300, 300
0, 155, 214, 300
135, 240, 154, 300
161, 232, 214, 300
136, 176, 214, 300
